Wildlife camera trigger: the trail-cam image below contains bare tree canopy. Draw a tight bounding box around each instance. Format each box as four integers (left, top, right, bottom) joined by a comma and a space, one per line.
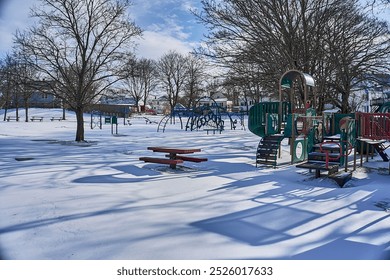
122, 57, 158, 112
196, 0, 390, 113
15, 0, 142, 141
157, 50, 189, 111
182, 54, 208, 108
0, 52, 38, 121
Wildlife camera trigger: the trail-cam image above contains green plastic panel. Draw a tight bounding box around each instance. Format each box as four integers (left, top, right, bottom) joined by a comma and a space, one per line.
248, 102, 291, 137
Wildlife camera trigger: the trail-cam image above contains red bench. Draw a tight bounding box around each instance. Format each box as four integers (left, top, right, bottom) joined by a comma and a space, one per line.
141, 147, 207, 169
171, 155, 208, 163
139, 157, 183, 169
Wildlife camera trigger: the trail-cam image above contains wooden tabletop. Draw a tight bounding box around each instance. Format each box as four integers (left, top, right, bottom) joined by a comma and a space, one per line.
147, 146, 201, 154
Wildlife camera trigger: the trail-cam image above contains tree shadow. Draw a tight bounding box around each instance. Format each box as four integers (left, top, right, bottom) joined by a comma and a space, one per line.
289, 239, 390, 260
190, 204, 316, 246
190, 182, 390, 259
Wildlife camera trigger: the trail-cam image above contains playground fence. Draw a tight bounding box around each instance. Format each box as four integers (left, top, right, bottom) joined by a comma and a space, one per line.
357, 113, 390, 140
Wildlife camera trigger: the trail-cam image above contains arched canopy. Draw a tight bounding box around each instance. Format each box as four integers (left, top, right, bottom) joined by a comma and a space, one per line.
279, 69, 316, 113
280, 70, 315, 89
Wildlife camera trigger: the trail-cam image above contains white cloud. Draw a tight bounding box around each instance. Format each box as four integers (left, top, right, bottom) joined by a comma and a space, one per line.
180, 0, 197, 12
0, 0, 36, 56
148, 16, 191, 40
130, 0, 203, 60
0, 24, 14, 55
0, 0, 204, 61
135, 30, 197, 60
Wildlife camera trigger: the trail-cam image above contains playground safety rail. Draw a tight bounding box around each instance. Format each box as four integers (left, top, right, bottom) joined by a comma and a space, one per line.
357, 113, 390, 140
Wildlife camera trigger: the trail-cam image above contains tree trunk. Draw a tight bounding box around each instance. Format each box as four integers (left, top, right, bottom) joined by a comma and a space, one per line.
341, 91, 349, 114
3, 104, 8, 121
24, 99, 29, 122
75, 107, 85, 142
62, 99, 66, 120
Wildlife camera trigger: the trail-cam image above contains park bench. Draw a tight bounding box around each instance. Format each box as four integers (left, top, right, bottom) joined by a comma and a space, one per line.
30, 116, 44, 122
51, 117, 62, 121
6, 116, 19, 121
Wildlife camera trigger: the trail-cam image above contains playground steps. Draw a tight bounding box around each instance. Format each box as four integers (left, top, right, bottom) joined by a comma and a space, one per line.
256, 135, 284, 168
328, 171, 353, 187
296, 161, 340, 178
373, 143, 389, 162
296, 139, 353, 187
310, 141, 342, 162
307, 151, 341, 162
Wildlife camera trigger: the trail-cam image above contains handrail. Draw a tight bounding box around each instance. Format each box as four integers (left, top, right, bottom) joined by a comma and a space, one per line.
357, 112, 390, 140
319, 141, 342, 169
342, 140, 354, 156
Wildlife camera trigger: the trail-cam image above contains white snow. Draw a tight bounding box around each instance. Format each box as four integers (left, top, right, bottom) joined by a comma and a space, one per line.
0, 108, 389, 260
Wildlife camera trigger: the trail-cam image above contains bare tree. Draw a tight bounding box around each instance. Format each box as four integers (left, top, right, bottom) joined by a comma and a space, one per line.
157, 51, 188, 112
196, 0, 390, 113
0, 54, 31, 121
13, 54, 38, 122
139, 58, 159, 112
0, 55, 16, 120
123, 56, 144, 112
123, 57, 158, 112
365, 0, 390, 7
15, 0, 142, 141
323, 4, 390, 112
182, 54, 208, 108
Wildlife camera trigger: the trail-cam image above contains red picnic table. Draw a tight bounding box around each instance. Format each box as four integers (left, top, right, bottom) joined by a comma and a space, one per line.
139, 146, 207, 169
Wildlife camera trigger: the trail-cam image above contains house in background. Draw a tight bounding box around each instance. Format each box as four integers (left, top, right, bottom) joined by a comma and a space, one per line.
95, 94, 137, 117
234, 96, 256, 113
29, 91, 59, 108
355, 74, 390, 113
149, 95, 170, 114
197, 93, 230, 111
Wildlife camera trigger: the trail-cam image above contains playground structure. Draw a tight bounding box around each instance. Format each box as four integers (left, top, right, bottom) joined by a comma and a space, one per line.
248, 69, 390, 186
157, 96, 245, 133
90, 111, 127, 135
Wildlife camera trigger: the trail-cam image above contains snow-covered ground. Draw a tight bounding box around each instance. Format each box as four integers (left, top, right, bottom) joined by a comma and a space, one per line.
0, 108, 389, 260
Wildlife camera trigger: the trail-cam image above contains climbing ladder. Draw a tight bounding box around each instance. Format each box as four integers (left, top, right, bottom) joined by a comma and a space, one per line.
157, 114, 183, 132
256, 135, 284, 168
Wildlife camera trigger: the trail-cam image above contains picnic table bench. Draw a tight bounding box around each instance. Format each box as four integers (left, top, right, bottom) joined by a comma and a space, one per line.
30, 116, 44, 122
6, 116, 19, 121
139, 157, 184, 168
171, 155, 208, 163
51, 117, 63, 121
139, 146, 207, 169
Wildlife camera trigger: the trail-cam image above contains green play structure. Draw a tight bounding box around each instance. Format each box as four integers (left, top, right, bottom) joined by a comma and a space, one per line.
249, 69, 390, 185
377, 102, 390, 113
249, 70, 323, 166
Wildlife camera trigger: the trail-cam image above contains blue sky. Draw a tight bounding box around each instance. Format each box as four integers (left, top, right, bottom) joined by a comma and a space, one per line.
1, 0, 388, 61
0, 0, 206, 60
